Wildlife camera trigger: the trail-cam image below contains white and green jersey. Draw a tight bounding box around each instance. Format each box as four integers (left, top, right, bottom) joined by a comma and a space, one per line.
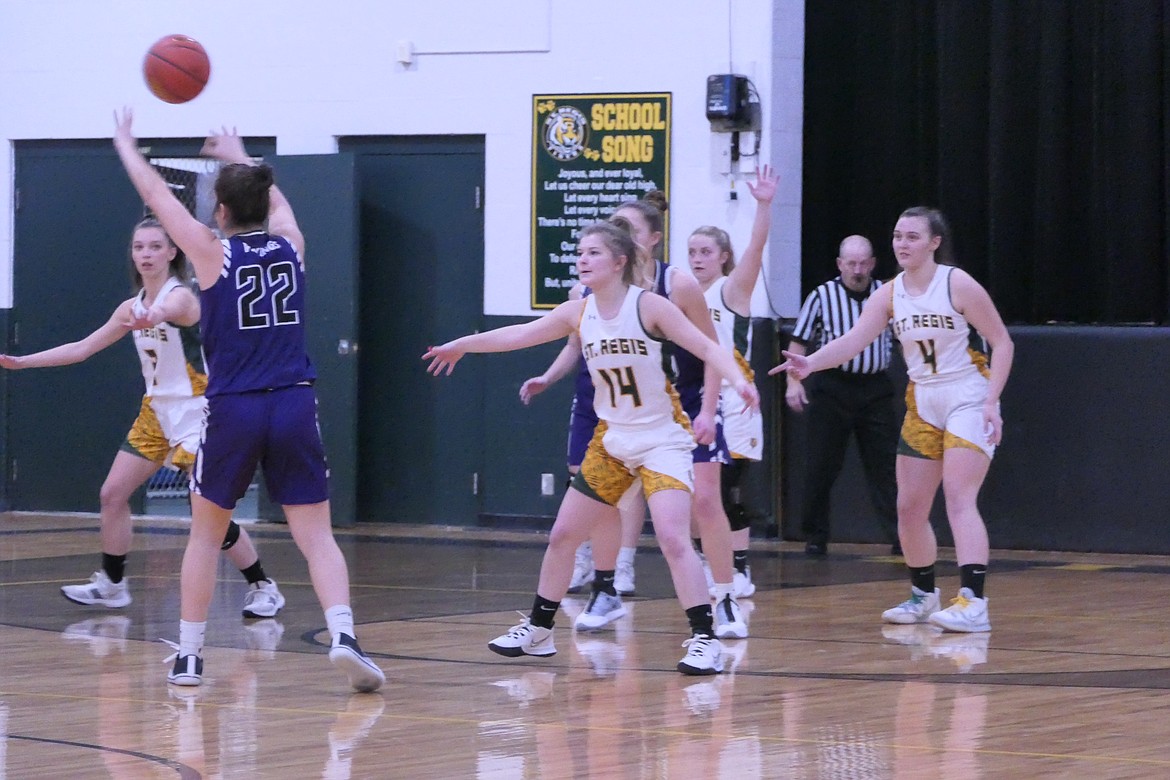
131, 277, 207, 400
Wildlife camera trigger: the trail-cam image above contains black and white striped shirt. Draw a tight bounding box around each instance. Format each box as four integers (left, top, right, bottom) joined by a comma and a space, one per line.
791, 277, 892, 375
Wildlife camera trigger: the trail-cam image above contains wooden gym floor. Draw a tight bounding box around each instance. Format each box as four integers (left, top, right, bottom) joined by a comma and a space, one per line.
2, 512, 1170, 778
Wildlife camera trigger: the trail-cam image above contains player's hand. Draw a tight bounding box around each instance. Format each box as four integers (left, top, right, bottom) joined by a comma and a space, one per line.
785, 379, 808, 412
123, 309, 155, 330
519, 376, 550, 405
201, 127, 250, 164
0, 354, 23, 369
983, 402, 1003, 445
734, 381, 760, 414
746, 164, 778, 204
692, 410, 716, 445
423, 342, 465, 376
768, 350, 812, 382
112, 107, 136, 150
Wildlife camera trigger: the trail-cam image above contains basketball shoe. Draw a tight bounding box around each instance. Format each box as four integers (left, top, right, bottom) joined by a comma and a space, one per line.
573, 591, 627, 631
329, 634, 385, 693
677, 634, 724, 676
733, 566, 756, 598
61, 571, 131, 608
242, 579, 285, 618
928, 588, 991, 633
713, 595, 748, 639
489, 616, 557, 658
567, 543, 594, 593
614, 558, 636, 596
881, 586, 941, 624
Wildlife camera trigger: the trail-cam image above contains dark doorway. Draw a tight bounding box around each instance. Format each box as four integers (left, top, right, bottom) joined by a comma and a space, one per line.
340, 137, 486, 524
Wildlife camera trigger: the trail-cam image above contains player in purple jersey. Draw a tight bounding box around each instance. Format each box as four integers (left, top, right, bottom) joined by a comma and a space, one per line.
113, 110, 383, 692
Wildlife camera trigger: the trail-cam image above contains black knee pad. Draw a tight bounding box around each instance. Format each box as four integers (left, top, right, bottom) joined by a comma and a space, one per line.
220, 520, 241, 551
727, 503, 752, 532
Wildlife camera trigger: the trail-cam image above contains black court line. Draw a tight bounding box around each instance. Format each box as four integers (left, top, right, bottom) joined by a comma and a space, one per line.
6, 734, 201, 778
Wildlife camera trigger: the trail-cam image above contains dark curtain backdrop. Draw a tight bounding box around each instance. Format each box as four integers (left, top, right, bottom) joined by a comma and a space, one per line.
803, 1, 1170, 324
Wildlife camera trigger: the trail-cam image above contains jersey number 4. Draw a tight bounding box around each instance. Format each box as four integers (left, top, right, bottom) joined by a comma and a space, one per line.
915, 339, 938, 374
597, 366, 643, 408
236, 262, 301, 330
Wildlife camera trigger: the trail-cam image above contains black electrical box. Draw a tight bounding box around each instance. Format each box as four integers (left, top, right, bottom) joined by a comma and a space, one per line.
706, 74, 751, 131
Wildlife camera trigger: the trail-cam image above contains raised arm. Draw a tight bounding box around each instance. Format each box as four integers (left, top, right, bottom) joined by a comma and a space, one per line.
0, 300, 134, 369
201, 128, 305, 259
112, 109, 222, 282
722, 165, 778, 316
424, 300, 583, 376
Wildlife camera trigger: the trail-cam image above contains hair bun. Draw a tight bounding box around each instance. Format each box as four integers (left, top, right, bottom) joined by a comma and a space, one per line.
253, 163, 275, 189
642, 189, 668, 213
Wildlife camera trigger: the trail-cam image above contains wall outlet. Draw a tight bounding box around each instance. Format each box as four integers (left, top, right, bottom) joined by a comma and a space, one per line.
541, 473, 555, 496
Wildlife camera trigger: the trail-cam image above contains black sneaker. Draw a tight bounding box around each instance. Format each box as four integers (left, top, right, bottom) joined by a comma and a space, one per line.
168, 654, 203, 686
329, 634, 385, 693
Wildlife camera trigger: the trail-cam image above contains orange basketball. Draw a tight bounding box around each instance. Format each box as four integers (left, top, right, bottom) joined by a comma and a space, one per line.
143, 35, 210, 104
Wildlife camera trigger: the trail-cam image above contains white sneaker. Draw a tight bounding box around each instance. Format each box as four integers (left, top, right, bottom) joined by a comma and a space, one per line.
677, 634, 724, 676
567, 543, 594, 593
713, 595, 748, 639
242, 579, 286, 618
489, 617, 557, 658
573, 591, 627, 631
614, 559, 636, 596
329, 634, 386, 693
928, 588, 991, 633
881, 586, 941, 624
62, 616, 131, 658
733, 567, 756, 598
61, 571, 131, 608
929, 632, 991, 672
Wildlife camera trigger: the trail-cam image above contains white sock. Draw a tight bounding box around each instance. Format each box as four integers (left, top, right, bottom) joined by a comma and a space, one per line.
179, 620, 205, 656
713, 583, 734, 602
617, 547, 636, 565
325, 604, 355, 645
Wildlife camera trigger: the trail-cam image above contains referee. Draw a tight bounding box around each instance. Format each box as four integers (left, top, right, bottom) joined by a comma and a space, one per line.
786, 235, 900, 556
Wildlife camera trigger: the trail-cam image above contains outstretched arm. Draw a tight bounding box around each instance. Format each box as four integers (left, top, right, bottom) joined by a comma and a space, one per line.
722, 165, 778, 316
769, 285, 892, 380
112, 108, 222, 284
424, 301, 583, 376
641, 294, 759, 412
0, 301, 133, 369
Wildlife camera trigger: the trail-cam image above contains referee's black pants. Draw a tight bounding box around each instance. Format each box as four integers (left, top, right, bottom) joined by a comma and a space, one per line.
800, 369, 899, 546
